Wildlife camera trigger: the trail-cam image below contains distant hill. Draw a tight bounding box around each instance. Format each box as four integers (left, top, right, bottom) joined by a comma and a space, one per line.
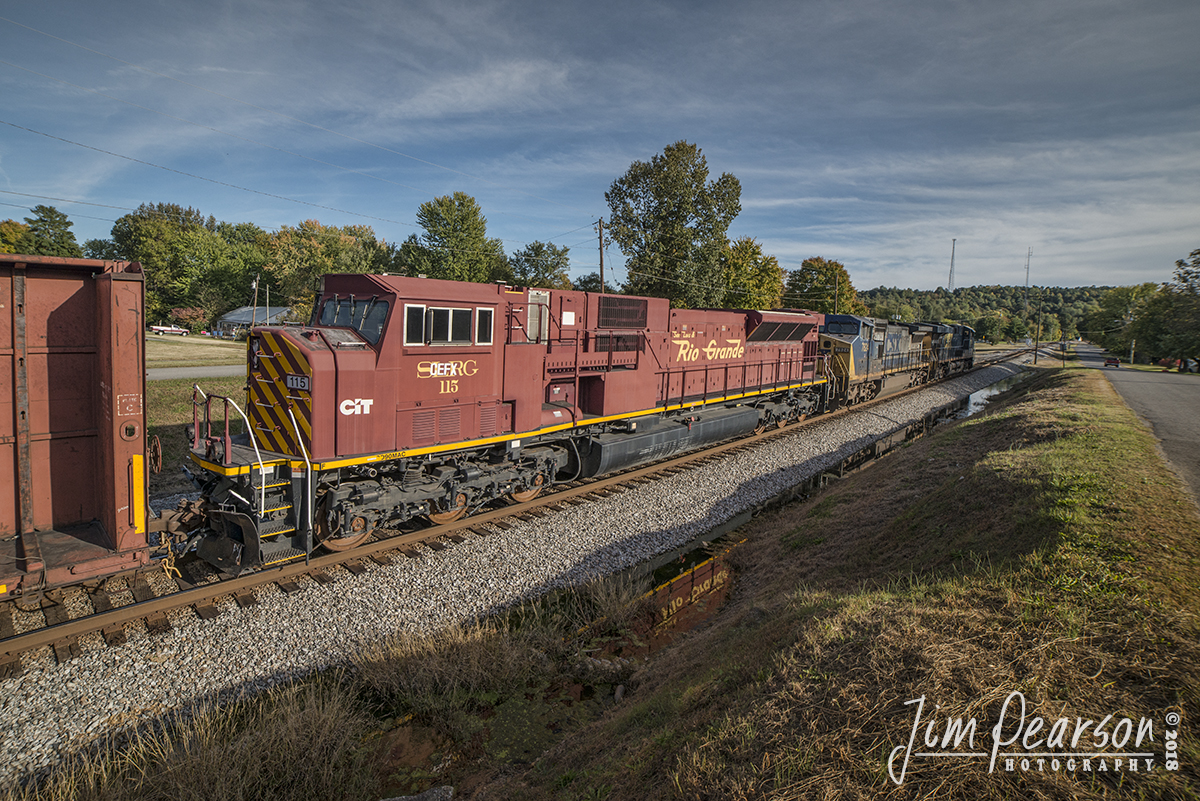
859, 285, 1110, 341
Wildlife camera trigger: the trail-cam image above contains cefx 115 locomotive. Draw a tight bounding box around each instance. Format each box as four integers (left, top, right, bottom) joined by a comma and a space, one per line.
187, 275, 832, 572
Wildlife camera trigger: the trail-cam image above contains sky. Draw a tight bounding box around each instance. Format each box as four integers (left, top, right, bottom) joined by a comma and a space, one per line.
1, 0, 1197, 294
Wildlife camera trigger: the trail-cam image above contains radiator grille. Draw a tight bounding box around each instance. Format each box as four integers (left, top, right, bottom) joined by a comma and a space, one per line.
438, 408, 461, 442
412, 410, 435, 444
479, 403, 497, 436
598, 296, 647, 329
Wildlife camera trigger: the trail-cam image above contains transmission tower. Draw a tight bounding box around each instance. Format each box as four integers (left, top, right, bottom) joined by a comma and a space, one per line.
948, 239, 956, 292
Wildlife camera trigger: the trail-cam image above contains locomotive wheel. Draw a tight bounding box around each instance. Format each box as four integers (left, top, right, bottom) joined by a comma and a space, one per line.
428, 493, 468, 524
315, 498, 371, 552
509, 474, 545, 503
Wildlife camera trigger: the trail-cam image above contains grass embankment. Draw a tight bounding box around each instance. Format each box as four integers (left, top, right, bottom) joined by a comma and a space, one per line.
9, 367, 1199, 799
144, 335, 245, 369
491, 367, 1200, 799
146, 376, 246, 497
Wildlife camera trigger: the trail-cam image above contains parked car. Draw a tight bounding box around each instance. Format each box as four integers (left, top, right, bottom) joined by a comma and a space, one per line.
1104, 357, 1120, 367
149, 324, 189, 336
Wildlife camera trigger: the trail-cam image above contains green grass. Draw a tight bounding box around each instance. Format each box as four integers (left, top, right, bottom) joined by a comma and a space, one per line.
147, 376, 247, 495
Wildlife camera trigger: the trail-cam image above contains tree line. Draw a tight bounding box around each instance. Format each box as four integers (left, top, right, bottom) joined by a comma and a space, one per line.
2, 141, 1194, 366
1078, 252, 1200, 365
0, 142, 866, 327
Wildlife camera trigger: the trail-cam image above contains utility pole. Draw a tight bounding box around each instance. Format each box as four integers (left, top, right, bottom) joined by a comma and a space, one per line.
1023, 248, 1032, 317
597, 218, 605, 294
948, 239, 956, 292
1129, 338, 1136, 365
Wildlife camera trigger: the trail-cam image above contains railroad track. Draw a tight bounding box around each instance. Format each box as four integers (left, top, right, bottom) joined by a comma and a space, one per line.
0, 350, 1029, 676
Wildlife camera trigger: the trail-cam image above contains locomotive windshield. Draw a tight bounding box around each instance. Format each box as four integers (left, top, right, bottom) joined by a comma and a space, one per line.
823, 321, 861, 336
317, 296, 389, 344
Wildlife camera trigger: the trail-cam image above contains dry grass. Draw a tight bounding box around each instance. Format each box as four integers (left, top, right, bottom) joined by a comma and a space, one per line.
487, 368, 1200, 800
2, 675, 380, 801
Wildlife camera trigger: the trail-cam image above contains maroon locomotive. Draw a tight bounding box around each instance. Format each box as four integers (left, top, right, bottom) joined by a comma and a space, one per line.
188, 275, 830, 571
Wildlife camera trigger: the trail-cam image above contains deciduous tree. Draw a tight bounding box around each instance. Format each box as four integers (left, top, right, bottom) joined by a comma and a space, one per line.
508, 241, 573, 289
719, 237, 783, 309
605, 141, 741, 308
399, 192, 507, 283
0, 220, 31, 254
783, 257, 867, 315
265, 221, 384, 311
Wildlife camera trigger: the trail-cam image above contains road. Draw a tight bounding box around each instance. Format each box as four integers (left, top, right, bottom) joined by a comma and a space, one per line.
1076, 343, 1200, 504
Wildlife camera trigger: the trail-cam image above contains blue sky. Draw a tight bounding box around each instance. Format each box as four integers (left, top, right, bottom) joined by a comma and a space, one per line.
1, 0, 1197, 292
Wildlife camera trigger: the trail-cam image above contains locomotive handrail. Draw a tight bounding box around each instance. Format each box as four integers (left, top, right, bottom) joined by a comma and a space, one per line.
286, 406, 314, 539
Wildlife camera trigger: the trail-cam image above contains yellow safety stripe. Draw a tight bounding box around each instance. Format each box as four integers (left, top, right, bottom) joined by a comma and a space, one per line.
190, 376, 828, 476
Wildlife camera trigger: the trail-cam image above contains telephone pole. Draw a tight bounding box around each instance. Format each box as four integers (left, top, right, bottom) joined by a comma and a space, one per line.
597, 218, 606, 294
1023, 248, 1032, 316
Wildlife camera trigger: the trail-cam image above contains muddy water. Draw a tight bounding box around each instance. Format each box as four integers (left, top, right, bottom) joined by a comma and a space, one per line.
956, 370, 1032, 418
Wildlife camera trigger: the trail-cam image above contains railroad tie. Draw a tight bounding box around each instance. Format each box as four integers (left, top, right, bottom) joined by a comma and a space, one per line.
195, 603, 219, 621
102, 624, 126, 647
145, 612, 171, 636
52, 639, 81, 664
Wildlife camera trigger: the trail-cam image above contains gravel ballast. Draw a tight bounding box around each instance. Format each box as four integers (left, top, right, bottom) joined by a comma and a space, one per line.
0, 361, 1030, 783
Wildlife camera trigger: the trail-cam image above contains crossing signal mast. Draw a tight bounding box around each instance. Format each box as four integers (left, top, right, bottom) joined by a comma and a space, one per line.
948, 239, 956, 292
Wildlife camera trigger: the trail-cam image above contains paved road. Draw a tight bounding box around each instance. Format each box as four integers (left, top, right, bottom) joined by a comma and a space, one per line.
1077, 343, 1200, 503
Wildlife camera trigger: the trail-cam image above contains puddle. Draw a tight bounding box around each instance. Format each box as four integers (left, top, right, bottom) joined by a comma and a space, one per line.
956, 371, 1031, 418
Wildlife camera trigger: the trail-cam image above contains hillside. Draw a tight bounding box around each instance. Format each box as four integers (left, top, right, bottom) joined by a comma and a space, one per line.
860, 285, 1108, 341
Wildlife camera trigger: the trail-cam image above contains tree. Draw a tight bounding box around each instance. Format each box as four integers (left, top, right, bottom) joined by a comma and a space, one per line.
508, 241, 573, 289
973, 313, 1004, 343
23, 205, 82, 257
398, 192, 507, 283
1130, 249, 1200, 365
719, 237, 784, 309
265, 221, 384, 310
782, 257, 868, 315
83, 238, 121, 260
605, 141, 741, 308
0, 220, 31, 254
573, 272, 619, 294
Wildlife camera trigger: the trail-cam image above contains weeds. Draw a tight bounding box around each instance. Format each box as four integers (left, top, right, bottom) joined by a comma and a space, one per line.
3, 675, 378, 801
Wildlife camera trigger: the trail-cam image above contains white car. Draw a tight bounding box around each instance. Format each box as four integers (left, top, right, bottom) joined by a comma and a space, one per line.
150, 325, 189, 336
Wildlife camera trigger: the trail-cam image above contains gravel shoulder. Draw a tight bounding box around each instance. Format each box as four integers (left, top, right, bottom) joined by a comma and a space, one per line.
0, 361, 1029, 784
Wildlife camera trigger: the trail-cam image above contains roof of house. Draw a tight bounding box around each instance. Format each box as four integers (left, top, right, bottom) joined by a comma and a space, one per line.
216, 306, 292, 326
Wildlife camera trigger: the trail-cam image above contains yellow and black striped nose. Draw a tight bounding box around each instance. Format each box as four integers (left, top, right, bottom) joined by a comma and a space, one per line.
248, 329, 313, 457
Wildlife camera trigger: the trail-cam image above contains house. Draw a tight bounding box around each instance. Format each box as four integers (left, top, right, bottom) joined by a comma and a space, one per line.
213, 306, 292, 338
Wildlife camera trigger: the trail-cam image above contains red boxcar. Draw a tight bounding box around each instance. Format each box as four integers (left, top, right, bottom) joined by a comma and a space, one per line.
0, 255, 151, 599
190, 276, 828, 570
